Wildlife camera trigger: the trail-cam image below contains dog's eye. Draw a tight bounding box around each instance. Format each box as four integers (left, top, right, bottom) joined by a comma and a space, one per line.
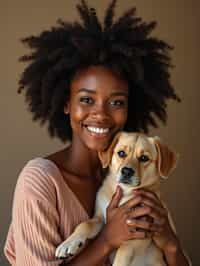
117, 150, 127, 158
138, 155, 149, 162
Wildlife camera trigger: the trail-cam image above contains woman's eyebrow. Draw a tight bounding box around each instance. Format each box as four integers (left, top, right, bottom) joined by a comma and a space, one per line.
78, 88, 96, 93
78, 88, 128, 96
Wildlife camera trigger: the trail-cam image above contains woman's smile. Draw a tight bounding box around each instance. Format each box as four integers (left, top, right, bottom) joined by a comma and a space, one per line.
85, 125, 110, 135
83, 124, 111, 139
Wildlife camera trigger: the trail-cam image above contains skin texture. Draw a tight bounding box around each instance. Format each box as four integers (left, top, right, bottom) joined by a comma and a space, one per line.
46, 65, 189, 266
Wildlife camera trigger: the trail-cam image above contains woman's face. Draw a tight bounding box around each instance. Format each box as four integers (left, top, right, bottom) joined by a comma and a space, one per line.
64, 65, 129, 151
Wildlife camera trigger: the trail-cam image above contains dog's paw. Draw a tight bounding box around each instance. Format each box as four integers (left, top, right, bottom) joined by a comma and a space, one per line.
55, 236, 86, 260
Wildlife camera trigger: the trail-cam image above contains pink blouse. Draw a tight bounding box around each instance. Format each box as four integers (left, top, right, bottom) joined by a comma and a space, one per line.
4, 157, 100, 265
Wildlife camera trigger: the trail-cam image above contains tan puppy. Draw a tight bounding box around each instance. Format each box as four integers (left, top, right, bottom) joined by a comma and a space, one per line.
55, 132, 178, 266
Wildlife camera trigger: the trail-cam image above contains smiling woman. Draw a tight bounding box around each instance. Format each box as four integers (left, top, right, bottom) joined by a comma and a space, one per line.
4, 0, 190, 266
16, 0, 180, 142
64, 65, 128, 151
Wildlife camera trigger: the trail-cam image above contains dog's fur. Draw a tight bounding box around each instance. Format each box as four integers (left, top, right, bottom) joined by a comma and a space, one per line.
55, 132, 178, 266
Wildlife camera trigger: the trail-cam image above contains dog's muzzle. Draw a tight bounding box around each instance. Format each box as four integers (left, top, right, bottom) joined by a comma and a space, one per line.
119, 167, 141, 186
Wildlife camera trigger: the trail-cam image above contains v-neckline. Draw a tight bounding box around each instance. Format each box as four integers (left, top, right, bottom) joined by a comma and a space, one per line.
36, 157, 90, 219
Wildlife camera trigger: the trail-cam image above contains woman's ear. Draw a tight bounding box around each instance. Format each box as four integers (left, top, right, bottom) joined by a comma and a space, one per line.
98, 132, 122, 168
153, 136, 179, 179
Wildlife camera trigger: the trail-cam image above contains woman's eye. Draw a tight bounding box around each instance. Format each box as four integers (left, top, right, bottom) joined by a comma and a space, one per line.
138, 155, 149, 162
117, 150, 127, 158
110, 99, 125, 106
80, 96, 93, 104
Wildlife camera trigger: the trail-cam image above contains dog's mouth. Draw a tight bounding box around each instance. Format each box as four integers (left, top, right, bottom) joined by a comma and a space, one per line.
118, 175, 141, 187
117, 167, 141, 187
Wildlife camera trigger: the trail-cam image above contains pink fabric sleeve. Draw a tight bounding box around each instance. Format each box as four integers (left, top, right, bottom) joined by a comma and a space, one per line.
13, 197, 63, 266
5, 164, 64, 266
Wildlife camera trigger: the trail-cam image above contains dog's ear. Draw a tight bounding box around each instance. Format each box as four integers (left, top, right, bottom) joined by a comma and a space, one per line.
153, 136, 179, 179
98, 132, 122, 168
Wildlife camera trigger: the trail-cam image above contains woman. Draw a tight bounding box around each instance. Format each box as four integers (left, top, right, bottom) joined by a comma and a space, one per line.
4, 1, 190, 265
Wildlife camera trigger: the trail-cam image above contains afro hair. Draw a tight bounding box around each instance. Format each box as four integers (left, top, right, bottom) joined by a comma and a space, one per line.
18, 0, 180, 142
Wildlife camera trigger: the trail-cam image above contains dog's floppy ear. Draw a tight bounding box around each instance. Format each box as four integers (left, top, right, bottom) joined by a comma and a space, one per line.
98, 132, 122, 168
153, 136, 179, 179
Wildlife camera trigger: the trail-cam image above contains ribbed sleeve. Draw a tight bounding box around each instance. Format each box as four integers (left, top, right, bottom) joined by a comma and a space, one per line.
13, 197, 63, 266
4, 158, 89, 266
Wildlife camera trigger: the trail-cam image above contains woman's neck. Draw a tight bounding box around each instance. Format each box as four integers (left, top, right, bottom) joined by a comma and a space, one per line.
62, 139, 103, 180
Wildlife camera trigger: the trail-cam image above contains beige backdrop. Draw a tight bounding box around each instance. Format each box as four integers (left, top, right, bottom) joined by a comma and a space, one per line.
1, 0, 199, 265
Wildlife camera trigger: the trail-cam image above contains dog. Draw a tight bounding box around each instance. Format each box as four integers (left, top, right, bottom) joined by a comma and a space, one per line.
55, 132, 178, 266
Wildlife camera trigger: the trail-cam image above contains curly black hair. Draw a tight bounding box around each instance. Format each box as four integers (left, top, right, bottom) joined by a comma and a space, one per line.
18, 0, 180, 143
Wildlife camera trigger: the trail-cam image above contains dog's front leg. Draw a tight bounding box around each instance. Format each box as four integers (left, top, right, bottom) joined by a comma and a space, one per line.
55, 216, 103, 260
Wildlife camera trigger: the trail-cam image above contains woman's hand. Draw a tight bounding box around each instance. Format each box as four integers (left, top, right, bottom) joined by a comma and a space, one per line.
133, 189, 180, 254
101, 186, 157, 251
100, 186, 189, 265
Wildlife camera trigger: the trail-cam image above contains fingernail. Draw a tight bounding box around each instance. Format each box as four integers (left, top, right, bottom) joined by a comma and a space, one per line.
116, 185, 121, 193
126, 218, 133, 224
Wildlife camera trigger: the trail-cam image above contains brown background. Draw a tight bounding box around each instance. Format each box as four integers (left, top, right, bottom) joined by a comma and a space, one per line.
1, 0, 199, 265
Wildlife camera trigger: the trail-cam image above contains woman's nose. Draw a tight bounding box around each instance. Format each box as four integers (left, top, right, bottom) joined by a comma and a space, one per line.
90, 103, 109, 120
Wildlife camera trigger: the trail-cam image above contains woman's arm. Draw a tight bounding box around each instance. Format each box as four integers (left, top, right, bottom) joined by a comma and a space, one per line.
164, 243, 190, 266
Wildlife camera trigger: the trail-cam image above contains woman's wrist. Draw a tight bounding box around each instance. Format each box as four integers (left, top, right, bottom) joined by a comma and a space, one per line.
99, 226, 116, 254
163, 241, 189, 266
163, 238, 180, 255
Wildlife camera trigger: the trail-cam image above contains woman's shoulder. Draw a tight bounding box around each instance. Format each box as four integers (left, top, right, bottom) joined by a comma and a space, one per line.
21, 156, 61, 182
14, 156, 63, 203
24, 156, 60, 174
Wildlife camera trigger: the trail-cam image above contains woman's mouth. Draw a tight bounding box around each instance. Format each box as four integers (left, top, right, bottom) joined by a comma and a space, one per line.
87, 126, 109, 134
84, 125, 111, 138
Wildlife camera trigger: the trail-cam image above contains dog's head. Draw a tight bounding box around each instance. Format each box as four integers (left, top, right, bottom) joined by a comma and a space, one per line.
98, 132, 178, 189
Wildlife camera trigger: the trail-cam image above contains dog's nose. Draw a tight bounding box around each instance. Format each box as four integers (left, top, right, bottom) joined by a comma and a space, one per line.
121, 167, 135, 178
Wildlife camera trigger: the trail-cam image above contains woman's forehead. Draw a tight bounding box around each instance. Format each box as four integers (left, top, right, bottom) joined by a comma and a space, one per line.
70, 65, 128, 92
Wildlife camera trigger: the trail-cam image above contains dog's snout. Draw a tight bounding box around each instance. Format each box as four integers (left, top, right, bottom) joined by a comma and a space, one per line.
121, 167, 135, 178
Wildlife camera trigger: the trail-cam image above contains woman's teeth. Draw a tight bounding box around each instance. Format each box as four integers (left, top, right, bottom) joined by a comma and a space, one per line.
87, 126, 109, 134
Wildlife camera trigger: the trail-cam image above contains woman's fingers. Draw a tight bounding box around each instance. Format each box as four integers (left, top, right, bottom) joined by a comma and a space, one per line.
126, 216, 164, 242
119, 196, 143, 211
127, 225, 155, 239
148, 211, 166, 225
134, 189, 162, 207
108, 185, 123, 210
139, 197, 167, 216
128, 230, 149, 239
118, 189, 168, 231
133, 189, 168, 218
132, 204, 166, 225
120, 194, 166, 219
128, 205, 151, 218
126, 217, 153, 230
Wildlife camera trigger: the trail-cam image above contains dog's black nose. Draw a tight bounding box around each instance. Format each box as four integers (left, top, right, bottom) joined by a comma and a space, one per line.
121, 167, 135, 178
